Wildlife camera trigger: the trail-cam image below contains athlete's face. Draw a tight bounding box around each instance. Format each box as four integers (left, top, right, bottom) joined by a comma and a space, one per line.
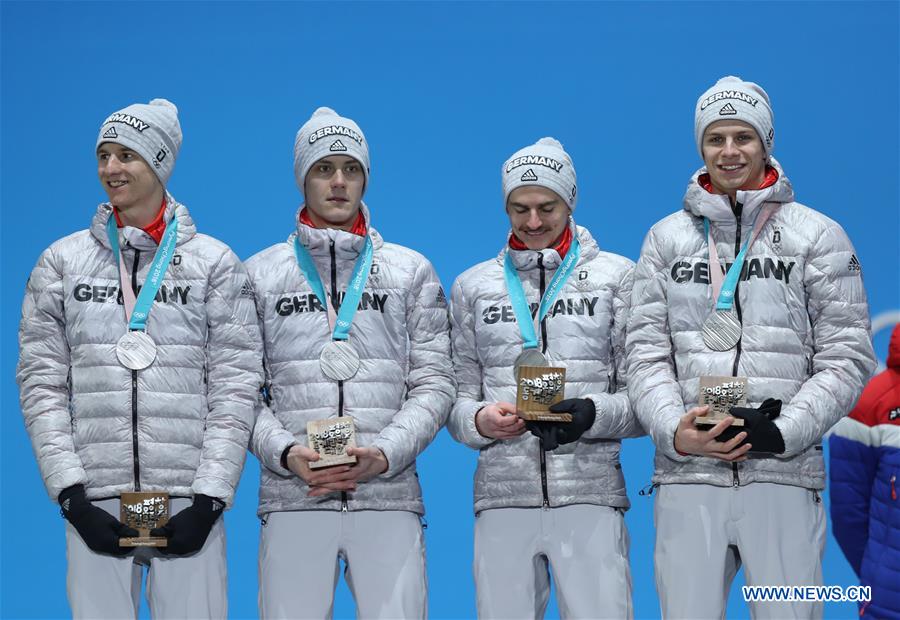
304, 156, 365, 230
702, 120, 767, 199
506, 186, 571, 250
97, 143, 162, 212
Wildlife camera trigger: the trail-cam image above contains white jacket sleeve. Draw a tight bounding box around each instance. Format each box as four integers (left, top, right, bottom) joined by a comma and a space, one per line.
192, 250, 263, 505
774, 224, 876, 457
626, 229, 690, 461
17, 245, 87, 501
446, 277, 495, 450
371, 259, 455, 477
585, 265, 644, 439
248, 274, 297, 478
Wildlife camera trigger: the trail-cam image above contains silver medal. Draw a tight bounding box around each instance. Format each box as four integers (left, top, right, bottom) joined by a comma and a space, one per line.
319, 340, 361, 381
702, 310, 742, 351
116, 331, 157, 370
513, 348, 548, 375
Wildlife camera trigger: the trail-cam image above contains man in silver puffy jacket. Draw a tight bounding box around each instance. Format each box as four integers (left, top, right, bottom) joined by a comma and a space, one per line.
247, 107, 455, 619
627, 76, 877, 619
448, 137, 641, 619
17, 99, 263, 618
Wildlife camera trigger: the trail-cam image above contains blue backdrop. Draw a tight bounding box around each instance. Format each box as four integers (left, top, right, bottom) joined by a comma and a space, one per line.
2, 2, 898, 618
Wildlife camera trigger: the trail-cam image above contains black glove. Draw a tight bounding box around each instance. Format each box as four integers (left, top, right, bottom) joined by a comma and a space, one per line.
715, 398, 785, 454
525, 399, 597, 451
151, 494, 224, 556
525, 420, 564, 451
59, 484, 138, 556
550, 398, 597, 445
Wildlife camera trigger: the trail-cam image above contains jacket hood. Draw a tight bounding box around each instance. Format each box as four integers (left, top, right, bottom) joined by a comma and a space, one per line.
497, 218, 599, 272
291, 201, 384, 258
90, 193, 197, 251
683, 157, 795, 225
889, 323, 900, 369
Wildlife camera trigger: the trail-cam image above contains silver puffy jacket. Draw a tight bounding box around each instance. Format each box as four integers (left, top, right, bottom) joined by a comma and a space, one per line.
627, 162, 876, 489
248, 207, 455, 516
17, 197, 263, 505
448, 223, 642, 514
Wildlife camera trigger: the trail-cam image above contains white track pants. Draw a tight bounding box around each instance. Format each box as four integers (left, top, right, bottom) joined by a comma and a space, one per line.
654, 482, 826, 620
474, 504, 633, 619
65, 497, 227, 619
259, 509, 427, 619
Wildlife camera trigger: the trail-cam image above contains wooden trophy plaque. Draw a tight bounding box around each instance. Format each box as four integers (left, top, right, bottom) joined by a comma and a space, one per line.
695, 376, 748, 427
516, 366, 572, 422
120, 492, 169, 547
307, 417, 358, 469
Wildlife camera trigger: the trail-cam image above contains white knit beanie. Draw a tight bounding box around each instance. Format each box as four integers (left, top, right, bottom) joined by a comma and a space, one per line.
695, 76, 775, 158
502, 137, 577, 210
293, 107, 370, 194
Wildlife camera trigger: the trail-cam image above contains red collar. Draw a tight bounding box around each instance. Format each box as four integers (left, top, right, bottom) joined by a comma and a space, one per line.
509, 226, 573, 259
299, 207, 367, 237
113, 198, 168, 244
698, 165, 779, 194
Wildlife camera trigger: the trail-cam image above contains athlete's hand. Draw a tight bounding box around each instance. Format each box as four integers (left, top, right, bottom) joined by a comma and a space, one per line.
151, 495, 224, 556
475, 402, 526, 440
284, 444, 358, 494
673, 406, 751, 461
307, 446, 388, 498
59, 484, 138, 556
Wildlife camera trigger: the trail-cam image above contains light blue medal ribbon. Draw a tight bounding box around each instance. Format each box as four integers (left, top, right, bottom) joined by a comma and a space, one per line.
292, 234, 374, 341
701, 205, 774, 351
105, 209, 179, 331
503, 234, 581, 350
704, 205, 774, 311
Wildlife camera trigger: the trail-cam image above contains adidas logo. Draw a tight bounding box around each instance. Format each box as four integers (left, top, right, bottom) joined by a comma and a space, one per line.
329, 140, 347, 152
212, 499, 225, 512
520, 168, 538, 182
848, 254, 861, 272
62, 499, 70, 511
103, 127, 118, 139
239, 280, 254, 298
435, 287, 447, 305
889, 408, 899, 421
719, 103, 737, 116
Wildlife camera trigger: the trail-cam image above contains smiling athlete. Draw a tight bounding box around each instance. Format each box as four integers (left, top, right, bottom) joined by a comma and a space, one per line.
17, 99, 262, 618
627, 76, 877, 619
448, 137, 641, 619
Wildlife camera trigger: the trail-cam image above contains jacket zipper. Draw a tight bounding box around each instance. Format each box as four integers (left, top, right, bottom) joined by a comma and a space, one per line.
731, 201, 744, 377
537, 253, 550, 509
131, 249, 142, 491
330, 240, 348, 513
891, 474, 897, 501
730, 203, 743, 489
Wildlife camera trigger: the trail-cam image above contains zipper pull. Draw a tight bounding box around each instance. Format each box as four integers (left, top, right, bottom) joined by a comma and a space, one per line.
891, 475, 896, 501
542, 499, 550, 510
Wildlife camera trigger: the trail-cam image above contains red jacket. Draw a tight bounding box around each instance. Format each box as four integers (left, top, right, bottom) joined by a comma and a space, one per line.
829, 323, 900, 617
